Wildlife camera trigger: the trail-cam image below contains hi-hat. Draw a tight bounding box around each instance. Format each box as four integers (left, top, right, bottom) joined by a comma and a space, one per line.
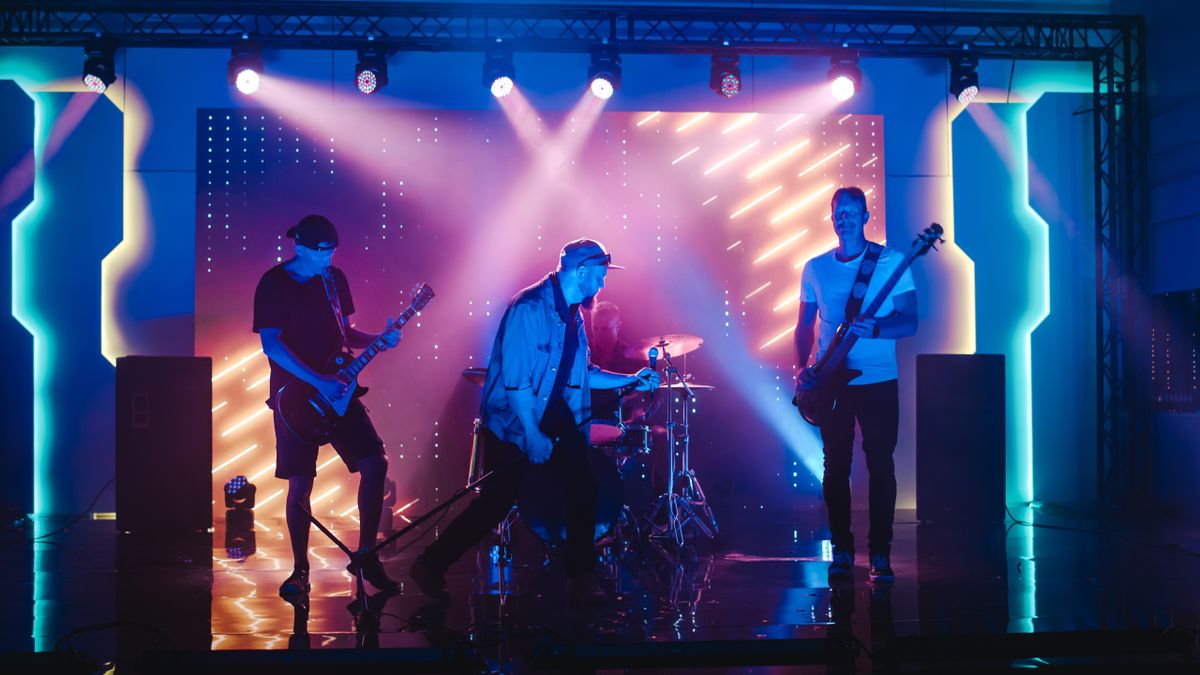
657, 382, 714, 391
625, 333, 703, 359
462, 366, 488, 387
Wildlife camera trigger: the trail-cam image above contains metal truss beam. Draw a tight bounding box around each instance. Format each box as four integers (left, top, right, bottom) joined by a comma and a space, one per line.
0, 1, 1150, 514
0, 2, 1138, 61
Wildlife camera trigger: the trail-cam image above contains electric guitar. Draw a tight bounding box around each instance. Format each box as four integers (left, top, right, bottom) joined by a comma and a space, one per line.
793, 224, 943, 426
277, 283, 435, 445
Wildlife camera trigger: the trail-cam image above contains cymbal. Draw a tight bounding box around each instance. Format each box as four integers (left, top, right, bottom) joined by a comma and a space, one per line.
625, 333, 704, 359
462, 366, 487, 387
657, 382, 714, 391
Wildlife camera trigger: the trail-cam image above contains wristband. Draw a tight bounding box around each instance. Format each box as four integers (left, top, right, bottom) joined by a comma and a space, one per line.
872, 323, 880, 338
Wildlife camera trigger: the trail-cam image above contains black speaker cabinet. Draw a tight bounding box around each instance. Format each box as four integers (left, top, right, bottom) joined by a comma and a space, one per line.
115, 356, 212, 533
916, 354, 1005, 524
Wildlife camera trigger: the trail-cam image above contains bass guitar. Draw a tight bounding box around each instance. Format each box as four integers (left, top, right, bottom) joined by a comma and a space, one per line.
278, 283, 435, 445
793, 224, 943, 426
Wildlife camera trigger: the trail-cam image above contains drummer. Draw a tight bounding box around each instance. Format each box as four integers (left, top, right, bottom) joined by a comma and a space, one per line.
586, 300, 656, 426
409, 238, 659, 606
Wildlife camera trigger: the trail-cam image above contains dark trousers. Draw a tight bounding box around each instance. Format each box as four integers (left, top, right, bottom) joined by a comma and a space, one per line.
819, 379, 899, 556
422, 427, 598, 578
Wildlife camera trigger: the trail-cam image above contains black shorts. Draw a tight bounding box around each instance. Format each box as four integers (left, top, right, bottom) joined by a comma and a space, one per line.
273, 398, 386, 479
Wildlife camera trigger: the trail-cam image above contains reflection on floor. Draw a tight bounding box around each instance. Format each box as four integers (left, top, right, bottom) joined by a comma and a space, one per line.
4, 507, 1199, 672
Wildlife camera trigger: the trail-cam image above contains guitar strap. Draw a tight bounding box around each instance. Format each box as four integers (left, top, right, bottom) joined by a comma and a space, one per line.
321, 268, 352, 353
843, 242, 883, 322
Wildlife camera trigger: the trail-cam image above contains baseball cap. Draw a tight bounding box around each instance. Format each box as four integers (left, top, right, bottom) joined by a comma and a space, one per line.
286, 214, 339, 249
559, 238, 624, 270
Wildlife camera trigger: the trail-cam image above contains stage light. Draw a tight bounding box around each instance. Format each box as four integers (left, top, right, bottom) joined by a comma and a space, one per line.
588, 45, 622, 99
827, 52, 860, 102
224, 474, 257, 510
710, 51, 741, 99
950, 52, 980, 104
225, 508, 256, 559
355, 45, 389, 95
227, 44, 263, 95
82, 44, 116, 94
483, 41, 515, 98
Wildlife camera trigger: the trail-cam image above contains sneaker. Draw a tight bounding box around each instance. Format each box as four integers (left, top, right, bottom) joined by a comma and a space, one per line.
279, 567, 310, 596
408, 554, 450, 601
869, 553, 895, 583
828, 547, 854, 577
347, 550, 400, 592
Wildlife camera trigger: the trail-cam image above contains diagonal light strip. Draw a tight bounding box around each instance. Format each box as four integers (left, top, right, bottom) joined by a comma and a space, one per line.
760, 325, 796, 350
746, 139, 811, 180
722, 113, 758, 134
753, 229, 809, 264
675, 112, 710, 133
212, 348, 264, 382
245, 372, 270, 391
775, 113, 806, 132
744, 281, 772, 299
636, 111, 662, 127
729, 185, 783, 219
702, 195, 718, 206
703, 139, 760, 176
726, 240, 742, 251
770, 182, 834, 225
798, 144, 851, 178
211, 443, 258, 475
220, 406, 271, 437
671, 146, 700, 165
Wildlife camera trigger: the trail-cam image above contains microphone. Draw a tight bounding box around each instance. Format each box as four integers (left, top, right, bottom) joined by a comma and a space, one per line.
648, 347, 659, 371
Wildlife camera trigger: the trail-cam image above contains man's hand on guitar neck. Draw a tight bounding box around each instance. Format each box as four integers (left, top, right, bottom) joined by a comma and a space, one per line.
378, 316, 402, 351
848, 316, 880, 339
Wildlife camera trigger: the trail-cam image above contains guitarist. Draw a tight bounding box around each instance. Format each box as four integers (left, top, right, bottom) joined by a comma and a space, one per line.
408, 238, 659, 606
794, 187, 918, 583
253, 214, 402, 597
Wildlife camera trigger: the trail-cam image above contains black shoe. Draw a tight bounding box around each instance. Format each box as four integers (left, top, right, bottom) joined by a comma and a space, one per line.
347, 551, 400, 592
869, 553, 895, 583
567, 574, 607, 607
828, 547, 854, 577
408, 554, 450, 601
280, 567, 311, 596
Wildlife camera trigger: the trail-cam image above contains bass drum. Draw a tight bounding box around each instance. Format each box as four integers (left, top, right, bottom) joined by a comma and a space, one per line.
517, 446, 623, 544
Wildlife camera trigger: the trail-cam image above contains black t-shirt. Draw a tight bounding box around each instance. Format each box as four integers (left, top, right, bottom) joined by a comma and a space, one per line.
252, 264, 354, 405
540, 273, 581, 438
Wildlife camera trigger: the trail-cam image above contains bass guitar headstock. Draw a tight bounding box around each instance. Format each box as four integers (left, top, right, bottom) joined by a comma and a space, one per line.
911, 223, 945, 257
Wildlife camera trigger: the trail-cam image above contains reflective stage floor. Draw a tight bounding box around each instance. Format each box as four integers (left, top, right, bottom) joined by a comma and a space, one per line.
4, 505, 1199, 673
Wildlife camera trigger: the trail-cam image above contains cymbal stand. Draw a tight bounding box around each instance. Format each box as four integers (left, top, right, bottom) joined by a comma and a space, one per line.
647, 348, 718, 548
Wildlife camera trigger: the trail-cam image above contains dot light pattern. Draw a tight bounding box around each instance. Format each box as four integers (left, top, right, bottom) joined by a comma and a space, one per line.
197, 109, 881, 520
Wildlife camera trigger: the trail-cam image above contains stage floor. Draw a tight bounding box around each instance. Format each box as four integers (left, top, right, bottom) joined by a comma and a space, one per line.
4, 505, 1199, 672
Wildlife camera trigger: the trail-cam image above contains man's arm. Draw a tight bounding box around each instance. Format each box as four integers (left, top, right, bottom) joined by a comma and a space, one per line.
794, 301, 819, 392
259, 328, 348, 400
588, 367, 659, 391
344, 317, 401, 351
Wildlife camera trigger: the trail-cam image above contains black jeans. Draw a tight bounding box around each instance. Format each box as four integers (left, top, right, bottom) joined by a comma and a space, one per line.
819, 379, 899, 556
422, 427, 598, 578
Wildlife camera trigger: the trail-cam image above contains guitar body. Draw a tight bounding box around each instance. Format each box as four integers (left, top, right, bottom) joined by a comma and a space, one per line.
793, 362, 862, 427
277, 351, 367, 446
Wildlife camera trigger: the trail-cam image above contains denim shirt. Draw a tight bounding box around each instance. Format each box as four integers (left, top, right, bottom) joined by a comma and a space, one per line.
480, 274, 593, 450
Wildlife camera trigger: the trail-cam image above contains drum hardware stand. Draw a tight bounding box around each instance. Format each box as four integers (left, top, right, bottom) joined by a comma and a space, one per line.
646, 348, 718, 548
301, 468, 495, 615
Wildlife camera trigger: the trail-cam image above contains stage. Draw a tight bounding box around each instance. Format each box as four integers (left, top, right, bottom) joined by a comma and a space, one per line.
5, 507, 1198, 672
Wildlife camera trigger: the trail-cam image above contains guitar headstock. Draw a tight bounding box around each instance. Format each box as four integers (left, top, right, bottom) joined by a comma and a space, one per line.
409, 283, 435, 311
911, 223, 945, 257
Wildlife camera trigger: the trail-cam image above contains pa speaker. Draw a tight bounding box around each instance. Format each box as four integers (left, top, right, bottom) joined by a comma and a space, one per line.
115, 356, 212, 533
916, 354, 1005, 524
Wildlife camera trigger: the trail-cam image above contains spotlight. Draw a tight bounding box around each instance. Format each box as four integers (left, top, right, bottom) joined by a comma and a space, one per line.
709, 51, 741, 99
82, 43, 116, 94
225, 508, 255, 559
587, 45, 621, 99
950, 52, 980, 104
827, 52, 860, 102
355, 45, 389, 95
483, 41, 515, 98
224, 475, 256, 510
227, 44, 263, 95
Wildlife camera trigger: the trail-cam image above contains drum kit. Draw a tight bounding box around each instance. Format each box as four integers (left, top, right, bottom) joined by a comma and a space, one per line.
462, 331, 719, 558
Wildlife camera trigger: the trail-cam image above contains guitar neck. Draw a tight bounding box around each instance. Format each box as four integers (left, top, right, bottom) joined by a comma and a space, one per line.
820, 247, 919, 370
342, 302, 422, 379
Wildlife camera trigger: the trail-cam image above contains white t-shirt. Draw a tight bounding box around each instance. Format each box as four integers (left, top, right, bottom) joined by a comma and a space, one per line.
799, 244, 915, 385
